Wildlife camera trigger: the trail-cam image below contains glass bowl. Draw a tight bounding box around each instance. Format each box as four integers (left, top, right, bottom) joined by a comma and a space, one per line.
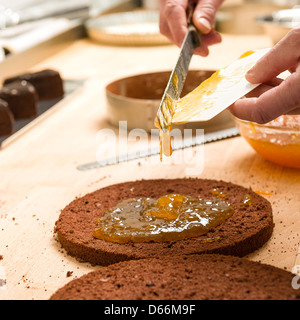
234, 115, 300, 169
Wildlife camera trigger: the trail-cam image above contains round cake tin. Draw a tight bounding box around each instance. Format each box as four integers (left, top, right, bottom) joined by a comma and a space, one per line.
105, 70, 235, 132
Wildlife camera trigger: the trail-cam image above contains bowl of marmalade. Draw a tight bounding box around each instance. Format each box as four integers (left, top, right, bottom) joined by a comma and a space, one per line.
234, 114, 300, 169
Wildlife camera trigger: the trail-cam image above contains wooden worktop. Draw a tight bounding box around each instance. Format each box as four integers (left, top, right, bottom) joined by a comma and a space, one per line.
0, 31, 299, 300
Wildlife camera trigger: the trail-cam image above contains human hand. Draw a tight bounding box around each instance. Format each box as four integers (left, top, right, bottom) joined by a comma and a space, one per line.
159, 0, 224, 56
229, 26, 300, 124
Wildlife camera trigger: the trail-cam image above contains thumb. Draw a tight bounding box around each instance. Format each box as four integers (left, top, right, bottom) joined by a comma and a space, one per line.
193, 0, 225, 34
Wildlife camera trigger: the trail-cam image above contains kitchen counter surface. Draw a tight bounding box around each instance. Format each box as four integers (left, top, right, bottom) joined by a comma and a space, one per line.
0, 30, 299, 300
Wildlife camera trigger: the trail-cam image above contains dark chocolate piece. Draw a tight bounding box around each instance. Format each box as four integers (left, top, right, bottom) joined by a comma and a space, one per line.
0, 98, 14, 136
4, 69, 64, 100
0, 81, 38, 119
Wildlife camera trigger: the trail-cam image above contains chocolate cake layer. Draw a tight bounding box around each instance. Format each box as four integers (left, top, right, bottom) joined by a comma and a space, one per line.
50, 254, 299, 300
0, 99, 14, 136
0, 80, 38, 119
4, 69, 64, 100
54, 179, 274, 266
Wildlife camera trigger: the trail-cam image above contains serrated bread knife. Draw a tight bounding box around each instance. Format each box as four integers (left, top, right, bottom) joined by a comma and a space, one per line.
77, 126, 239, 171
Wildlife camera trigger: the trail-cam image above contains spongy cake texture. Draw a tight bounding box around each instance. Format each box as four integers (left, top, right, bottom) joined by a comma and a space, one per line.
50, 254, 300, 300
55, 178, 273, 266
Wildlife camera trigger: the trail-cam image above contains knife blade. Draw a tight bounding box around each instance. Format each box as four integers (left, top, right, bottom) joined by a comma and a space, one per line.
156, 2, 202, 132
76, 126, 239, 171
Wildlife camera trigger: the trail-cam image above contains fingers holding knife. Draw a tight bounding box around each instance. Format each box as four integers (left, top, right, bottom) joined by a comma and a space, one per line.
159, 0, 224, 56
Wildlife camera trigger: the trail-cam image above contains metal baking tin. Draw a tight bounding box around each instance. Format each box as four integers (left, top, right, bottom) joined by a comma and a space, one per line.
85, 10, 171, 46
105, 70, 235, 132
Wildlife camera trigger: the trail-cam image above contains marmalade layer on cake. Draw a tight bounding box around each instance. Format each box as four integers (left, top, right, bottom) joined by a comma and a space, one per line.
93, 193, 234, 243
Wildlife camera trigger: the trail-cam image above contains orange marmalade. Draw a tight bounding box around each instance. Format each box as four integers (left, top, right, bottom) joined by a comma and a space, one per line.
93, 194, 234, 243
238, 115, 300, 169
239, 50, 255, 59
154, 116, 173, 160
172, 70, 224, 123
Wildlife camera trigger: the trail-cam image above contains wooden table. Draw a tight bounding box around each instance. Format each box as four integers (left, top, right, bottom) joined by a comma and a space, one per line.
0, 30, 299, 300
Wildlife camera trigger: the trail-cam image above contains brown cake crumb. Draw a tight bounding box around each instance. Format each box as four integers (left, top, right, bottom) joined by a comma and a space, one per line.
66, 271, 73, 277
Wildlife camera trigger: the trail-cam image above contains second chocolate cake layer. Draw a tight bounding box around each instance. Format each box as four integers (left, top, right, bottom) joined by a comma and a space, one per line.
55, 178, 274, 266
50, 254, 299, 300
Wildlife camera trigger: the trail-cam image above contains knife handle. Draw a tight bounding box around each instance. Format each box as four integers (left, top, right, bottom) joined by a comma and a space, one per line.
189, 26, 201, 48
186, 0, 196, 25
186, 0, 201, 48
186, 0, 202, 48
